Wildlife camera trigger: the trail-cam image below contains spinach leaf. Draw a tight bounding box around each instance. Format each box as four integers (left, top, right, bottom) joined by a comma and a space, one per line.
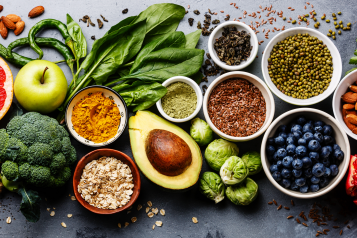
185, 30, 202, 49
130, 31, 186, 73
17, 187, 41, 223
350, 56, 357, 65
113, 80, 167, 111
105, 16, 137, 36
67, 14, 87, 68
118, 48, 204, 83
190, 71, 204, 84
118, 67, 132, 78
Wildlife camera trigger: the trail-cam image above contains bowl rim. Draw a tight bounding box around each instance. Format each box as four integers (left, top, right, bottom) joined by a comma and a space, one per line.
65, 85, 128, 147
332, 69, 357, 140
208, 21, 259, 71
261, 27, 342, 106
202, 71, 275, 141
73, 148, 141, 214
156, 76, 203, 123
260, 108, 351, 199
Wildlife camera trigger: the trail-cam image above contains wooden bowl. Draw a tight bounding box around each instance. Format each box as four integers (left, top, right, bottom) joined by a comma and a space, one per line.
73, 149, 141, 214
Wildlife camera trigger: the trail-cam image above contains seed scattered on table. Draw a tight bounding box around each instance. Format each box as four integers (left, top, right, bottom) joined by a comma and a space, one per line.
71, 196, 76, 201
50, 211, 55, 217
340, 230, 343, 235
333, 226, 340, 229
268, 201, 273, 205
302, 223, 308, 227
273, 199, 277, 206
192, 217, 198, 223
6, 217, 11, 224
277, 205, 282, 210
284, 206, 290, 210
152, 224, 155, 230
296, 218, 301, 224
291, 200, 295, 206
287, 215, 294, 219
148, 212, 154, 218
160, 209, 165, 216
155, 221, 162, 227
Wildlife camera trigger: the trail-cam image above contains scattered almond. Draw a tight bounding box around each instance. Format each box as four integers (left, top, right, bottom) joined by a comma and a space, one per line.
50, 211, 55, 217
6, 217, 11, 224
342, 92, 357, 104
1, 16, 15, 30
155, 221, 162, 227
192, 217, 198, 223
118, 223, 121, 228
28, 6, 45, 18
67, 214, 72, 218
343, 114, 356, 130
14, 20, 25, 36
61, 222, 67, 228
6, 14, 21, 23
160, 209, 165, 216
346, 114, 357, 125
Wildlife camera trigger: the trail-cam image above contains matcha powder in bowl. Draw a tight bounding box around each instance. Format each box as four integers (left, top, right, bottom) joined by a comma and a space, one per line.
161, 82, 197, 119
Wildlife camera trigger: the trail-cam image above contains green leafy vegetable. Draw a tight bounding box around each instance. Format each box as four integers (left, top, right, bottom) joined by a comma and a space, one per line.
190, 71, 204, 84
220, 156, 249, 185
185, 30, 201, 49
241, 151, 262, 175
18, 187, 41, 223
350, 56, 357, 65
204, 139, 240, 171
190, 118, 213, 146
226, 178, 258, 206
66, 14, 87, 69
199, 172, 225, 203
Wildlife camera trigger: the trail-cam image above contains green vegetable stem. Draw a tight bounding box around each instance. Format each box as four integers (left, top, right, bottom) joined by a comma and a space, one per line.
199, 172, 225, 204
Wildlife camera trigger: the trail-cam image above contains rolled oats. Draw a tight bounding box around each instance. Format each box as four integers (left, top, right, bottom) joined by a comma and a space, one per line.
6, 217, 11, 224
124, 222, 129, 227
147, 201, 152, 207
118, 223, 122, 228
77, 157, 134, 210
50, 211, 55, 217
192, 217, 198, 223
71, 196, 76, 201
67, 214, 72, 218
47, 208, 50, 211
146, 207, 150, 213
160, 209, 165, 216
148, 212, 154, 218
131, 217, 137, 223
152, 208, 158, 215
155, 221, 163, 227
152, 224, 155, 230
61, 222, 67, 228
137, 204, 142, 211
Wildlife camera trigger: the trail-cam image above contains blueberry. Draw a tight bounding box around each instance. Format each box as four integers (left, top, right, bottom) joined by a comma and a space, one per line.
314, 132, 323, 143
330, 164, 339, 176
290, 181, 299, 191
274, 136, 285, 146
320, 146, 331, 159
278, 125, 287, 133
309, 152, 320, 163
333, 150, 344, 161
276, 160, 283, 169
298, 138, 307, 146
273, 152, 279, 162
281, 168, 292, 179
292, 131, 303, 141
295, 177, 306, 187
312, 163, 325, 177
322, 125, 333, 136
314, 120, 325, 127
286, 137, 295, 145
303, 123, 314, 133
266, 145, 276, 156
279, 132, 288, 140
333, 144, 341, 151
267, 137, 275, 145
296, 116, 307, 125
270, 164, 279, 173
287, 133, 294, 138
324, 167, 331, 177
303, 132, 314, 142
272, 171, 282, 182
292, 159, 303, 169
282, 156, 294, 168
308, 140, 321, 152
286, 144, 296, 155
325, 145, 333, 152
319, 177, 330, 188
281, 179, 291, 188
302, 157, 312, 168
295, 145, 308, 157
304, 168, 313, 178
311, 176, 320, 184
314, 126, 323, 133
310, 184, 320, 192
321, 158, 331, 167
299, 185, 309, 193
292, 169, 302, 178
291, 124, 303, 133
323, 135, 334, 145
276, 148, 287, 160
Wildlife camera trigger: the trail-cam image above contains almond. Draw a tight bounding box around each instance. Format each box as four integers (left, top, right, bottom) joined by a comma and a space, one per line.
6, 14, 21, 23
343, 104, 355, 110
341, 92, 357, 104
1, 16, 15, 30
0, 6, 3, 13
28, 6, 45, 18
346, 110, 357, 116
352, 127, 357, 135
350, 85, 357, 93
14, 20, 25, 36
343, 115, 357, 130
346, 114, 357, 125
0, 21, 8, 39
356, 102, 357, 111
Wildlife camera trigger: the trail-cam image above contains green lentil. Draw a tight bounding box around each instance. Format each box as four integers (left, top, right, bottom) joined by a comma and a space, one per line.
313, 12, 317, 15
314, 24, 318, 28
340, 24, 343, 28
305, 14, 309, 17
334, 21, 337, 25
333, 17, 337, 20
267, 33, 333, 100
321, 16, 325, 20
335, 25, 340, 29
332, 31, 336, 36
283, 17, 286, 20
332, 13, 336, 17
326, 19, 330, 23
347, 22, 351, 27
292, 20, 296, 24
338, 30, 341, 35
339, 20, 343, 24
332, 35, 336, 40
327, 33, 332, 37
313, 17, 317, 21
317, 22, 320, 26
338, 11, 341, 15
303, 18, 307, 22
328, 29, 332, 33
343, 27, 347, 31
347, 27, 351, 30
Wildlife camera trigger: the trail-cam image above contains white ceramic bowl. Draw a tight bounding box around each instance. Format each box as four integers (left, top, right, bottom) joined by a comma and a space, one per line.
261, 27, 342, 106
333, 69, 357, 140
208, 21, 259, 71
65, 86, 128, 147
156, 76, 203, 123
261, 108, 351, 199
202, 71, 275, 142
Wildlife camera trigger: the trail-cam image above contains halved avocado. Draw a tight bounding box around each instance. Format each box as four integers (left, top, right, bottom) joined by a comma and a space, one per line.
129, 111, 202, 190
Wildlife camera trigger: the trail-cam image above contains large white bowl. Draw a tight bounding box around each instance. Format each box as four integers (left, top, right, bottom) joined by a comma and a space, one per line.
333, 69, 357, 140
261, 27, 342, 106
261, 108, 351, 199
208, 21, 259, 71
203, 71, 275, 142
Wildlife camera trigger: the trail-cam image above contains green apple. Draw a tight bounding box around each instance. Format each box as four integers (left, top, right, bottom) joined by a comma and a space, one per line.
14, 60, 67, 114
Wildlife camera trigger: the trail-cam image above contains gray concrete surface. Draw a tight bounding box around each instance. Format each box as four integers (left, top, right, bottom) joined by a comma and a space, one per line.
0, 0, 357, 237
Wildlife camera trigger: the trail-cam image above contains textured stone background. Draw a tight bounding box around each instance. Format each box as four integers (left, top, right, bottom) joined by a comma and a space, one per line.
0, 0, 357, 237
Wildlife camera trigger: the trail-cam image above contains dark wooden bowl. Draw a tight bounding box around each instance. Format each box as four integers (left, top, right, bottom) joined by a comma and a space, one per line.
73, 149, 141, 214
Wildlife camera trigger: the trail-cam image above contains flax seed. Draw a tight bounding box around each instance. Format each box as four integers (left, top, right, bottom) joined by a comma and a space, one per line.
323, 231, 327, 235
340, 230, 343, 235
347, 225, 350, 229
333, 226, 340, 229
284, 206, 290, 210
296, 218, 301, 224
317, 231, 323, 234
220, 11, 224, 13
277, 205, 282, 210
299, 211, 304, 217
302, 223, 308, 227
315, 233, 319, 237
287, 216, 294, 219
273, 200, 277, 206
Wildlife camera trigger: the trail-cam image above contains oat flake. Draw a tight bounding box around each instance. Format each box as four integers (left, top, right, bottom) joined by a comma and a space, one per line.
152, 224, 155, 230
147, 201, 152, 207
71, 196, 76, 201
160, 209, 165, 216
124, 222, 129, 227
67, 214, 72, 218
50, 211, 55, 217
152, 208, 158, 215
6, 217, 11, 224
148, 212, 154, 218
146, 207, 150, 213
137, 204, 142, 211
47, 208, 50, 211
155, 221, 163, 227
61, 222, 67, 228
118, 223, 122, 228
131, 217, 137, 223
192, 217, 198, 223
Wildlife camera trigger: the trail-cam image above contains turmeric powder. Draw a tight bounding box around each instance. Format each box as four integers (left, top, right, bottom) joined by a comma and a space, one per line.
71, 92, 121, 143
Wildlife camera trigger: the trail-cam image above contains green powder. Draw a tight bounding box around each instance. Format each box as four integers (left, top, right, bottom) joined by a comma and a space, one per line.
161, 82, 197, 119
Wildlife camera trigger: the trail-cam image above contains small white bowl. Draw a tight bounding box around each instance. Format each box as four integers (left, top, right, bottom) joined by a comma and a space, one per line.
261, 27, 342, 106
333, 69, 357, 140
208, 21, 259, 71
202, 71, 275, 142
261, 108, 351, 199
65, 86, 128, 147
156, 76, 203, 123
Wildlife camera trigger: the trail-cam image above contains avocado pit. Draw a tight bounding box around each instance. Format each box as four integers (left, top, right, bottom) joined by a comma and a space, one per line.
145, 129, 192, 176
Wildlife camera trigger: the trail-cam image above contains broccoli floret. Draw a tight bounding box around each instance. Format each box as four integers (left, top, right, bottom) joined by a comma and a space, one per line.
50, 153, 66, 174
58, 125, 69, 138
19, 163, 31, 180
29, 166, 51, 187
28, 143, 54, 167
1, 161, 19, 181
5, 138, 28, 164
0, 129, 9, 162
6, 116, 25, 135
49, 138, 62, 153
20, 112, 43, 124
53, 167, 71, 187
66, 146, 77, 167
61, 137, 72, 157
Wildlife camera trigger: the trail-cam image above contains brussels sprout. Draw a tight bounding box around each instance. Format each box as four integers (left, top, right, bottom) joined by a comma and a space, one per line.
220, 156, 249, 185
190, 118, 214, 146
199, 172, 225, 203
204, 139, 239, 171
241, 151, 262, 175
226, 177, 258, 205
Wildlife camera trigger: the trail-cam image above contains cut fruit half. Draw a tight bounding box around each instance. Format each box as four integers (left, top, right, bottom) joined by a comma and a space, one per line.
0, 57, 13, 120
